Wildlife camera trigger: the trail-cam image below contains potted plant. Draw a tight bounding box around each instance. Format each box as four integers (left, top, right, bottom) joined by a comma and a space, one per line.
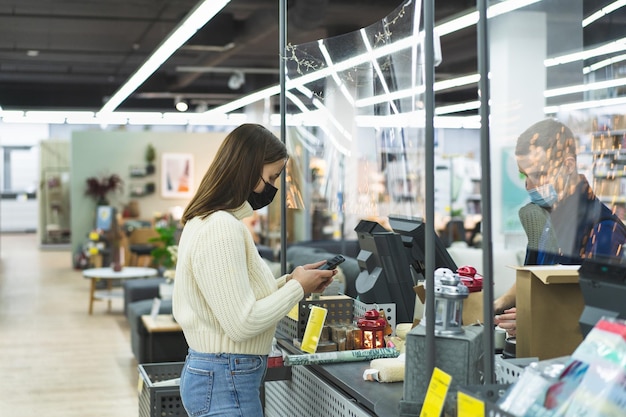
145, 144, 156, 175
85, 173, 123, 205
149, 225, 178, 272
149, 225, 178, 300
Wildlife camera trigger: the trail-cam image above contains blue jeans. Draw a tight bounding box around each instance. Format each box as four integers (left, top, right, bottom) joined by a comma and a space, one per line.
180, 349, 268, 417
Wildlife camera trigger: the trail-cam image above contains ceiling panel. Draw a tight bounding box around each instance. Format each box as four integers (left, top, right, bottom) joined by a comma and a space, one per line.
0, 0, 620, 115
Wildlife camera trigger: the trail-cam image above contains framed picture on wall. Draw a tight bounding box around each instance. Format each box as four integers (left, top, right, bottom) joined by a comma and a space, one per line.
161, 153, 194, 198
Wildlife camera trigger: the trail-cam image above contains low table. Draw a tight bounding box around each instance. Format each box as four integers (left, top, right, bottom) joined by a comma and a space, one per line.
141, 314, 186, 363
83, 266, 158, 314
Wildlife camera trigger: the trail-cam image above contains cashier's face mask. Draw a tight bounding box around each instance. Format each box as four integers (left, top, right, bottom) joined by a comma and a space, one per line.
526, 164, 567, 208
527, 184, 558, 208
248, 178, 278, 210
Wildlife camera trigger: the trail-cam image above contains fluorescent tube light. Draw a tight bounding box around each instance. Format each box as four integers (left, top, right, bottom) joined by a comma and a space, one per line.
100, 0, 230, 113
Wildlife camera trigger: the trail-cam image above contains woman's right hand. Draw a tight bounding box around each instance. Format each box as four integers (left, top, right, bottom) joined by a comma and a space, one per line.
494, 307, 517, 336
289, 261, 337, 294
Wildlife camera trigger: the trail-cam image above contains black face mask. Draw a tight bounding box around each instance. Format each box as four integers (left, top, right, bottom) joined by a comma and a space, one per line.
247, 178, 278, 210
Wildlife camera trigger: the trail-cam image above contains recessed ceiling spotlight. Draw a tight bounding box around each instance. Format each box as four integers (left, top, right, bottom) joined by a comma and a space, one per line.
175, 97, 189, 112
26, 50, 39, 57
228, 71, 245, 90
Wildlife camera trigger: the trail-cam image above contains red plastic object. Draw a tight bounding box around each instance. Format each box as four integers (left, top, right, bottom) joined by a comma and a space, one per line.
456, 265, 483, 292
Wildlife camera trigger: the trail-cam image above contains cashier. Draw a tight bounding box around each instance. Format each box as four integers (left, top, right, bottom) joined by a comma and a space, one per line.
494, 118, 626, 335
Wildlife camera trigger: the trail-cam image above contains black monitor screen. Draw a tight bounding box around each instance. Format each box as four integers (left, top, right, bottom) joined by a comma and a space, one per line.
578, 257, 626, 336
388, 215, 458, 281
354, 219, 417, 324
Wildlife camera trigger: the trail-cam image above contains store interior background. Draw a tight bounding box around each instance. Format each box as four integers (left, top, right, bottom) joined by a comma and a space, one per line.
1, 0, 625, 269
0, 0, 626, 415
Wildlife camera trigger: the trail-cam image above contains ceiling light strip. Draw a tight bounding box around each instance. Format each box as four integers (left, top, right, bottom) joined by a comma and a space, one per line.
285, 91, 312, 114
435, 0, 541, 37
355, 74, 480, 108
209, 0, 540, 117
544, 95, 626, 113
208, 31, 418, 115
295, 84, 353, 143
354, 112, 481, 129
175, 66, 279, 74
0, 106, 482, 129
99, 0, 230, 113
318, 40, 355, 105
486, 0, 542, 19
545, 36, 626, 67
583, 53, 626, 74
435, 101, 481, 115
544, 76, 626, 98
359, 28, 400, 115
582, 0, 626, 27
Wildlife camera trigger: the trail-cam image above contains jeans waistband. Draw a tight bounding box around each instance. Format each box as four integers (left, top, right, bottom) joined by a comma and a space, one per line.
187, 348, 267, 362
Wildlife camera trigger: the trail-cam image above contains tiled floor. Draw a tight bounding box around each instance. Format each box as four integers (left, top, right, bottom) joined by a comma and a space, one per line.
0, 233, 138, 416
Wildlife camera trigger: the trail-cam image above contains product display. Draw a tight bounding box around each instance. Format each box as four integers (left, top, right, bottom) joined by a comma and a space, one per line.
284, 347, 399, 366
363, 355, 406, 383
496, 317, 626, 416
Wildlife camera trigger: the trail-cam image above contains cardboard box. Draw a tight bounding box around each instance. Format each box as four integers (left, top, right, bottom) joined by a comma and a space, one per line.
513, 265, 584, 361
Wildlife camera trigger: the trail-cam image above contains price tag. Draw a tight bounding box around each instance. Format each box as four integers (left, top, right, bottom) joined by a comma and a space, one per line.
457, 390, 485, 417
137, 376, 144, 394
287, 303, 299, 321
300, 305, 327, 354
150, 297, 161, 321
419, 367, 452, 417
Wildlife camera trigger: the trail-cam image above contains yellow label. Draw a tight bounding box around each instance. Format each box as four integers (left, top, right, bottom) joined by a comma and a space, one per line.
419, 367, 452, 417
287, 303, 299, 321
300, 305, 327, 354
137, 376, 144, 394
457, 391, 485, 417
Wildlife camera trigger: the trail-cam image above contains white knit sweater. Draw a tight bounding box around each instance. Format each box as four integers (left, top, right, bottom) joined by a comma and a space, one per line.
172, 202, 304, 355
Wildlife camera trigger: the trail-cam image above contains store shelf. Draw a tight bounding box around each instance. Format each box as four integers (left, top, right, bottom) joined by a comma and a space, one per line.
588, 121, 626, 222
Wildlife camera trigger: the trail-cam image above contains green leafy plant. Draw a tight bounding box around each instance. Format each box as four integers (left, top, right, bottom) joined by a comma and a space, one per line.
149, 225, 178, 269
145, 144, 156, 164
450, 208, 464, 218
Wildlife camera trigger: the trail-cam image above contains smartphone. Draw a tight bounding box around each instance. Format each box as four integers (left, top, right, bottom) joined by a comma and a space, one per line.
318, 255, 345, 270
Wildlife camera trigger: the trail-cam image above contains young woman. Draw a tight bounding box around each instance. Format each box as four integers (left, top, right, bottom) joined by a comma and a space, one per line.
173, 123, 335, 417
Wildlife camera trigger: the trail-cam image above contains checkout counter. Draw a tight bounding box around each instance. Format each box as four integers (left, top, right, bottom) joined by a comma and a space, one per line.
264, 270, 490, 416
264, 335, 404, 417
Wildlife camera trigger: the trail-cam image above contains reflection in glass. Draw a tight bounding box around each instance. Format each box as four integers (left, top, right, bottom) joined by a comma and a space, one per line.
282, 0, 428, 241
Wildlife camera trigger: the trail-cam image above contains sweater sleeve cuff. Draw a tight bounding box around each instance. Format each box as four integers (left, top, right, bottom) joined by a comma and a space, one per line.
283, 278, 304, 301
276, 273, 290, 288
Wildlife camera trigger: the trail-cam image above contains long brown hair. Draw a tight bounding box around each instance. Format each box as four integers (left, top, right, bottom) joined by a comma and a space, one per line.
181, 123, 287, 225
